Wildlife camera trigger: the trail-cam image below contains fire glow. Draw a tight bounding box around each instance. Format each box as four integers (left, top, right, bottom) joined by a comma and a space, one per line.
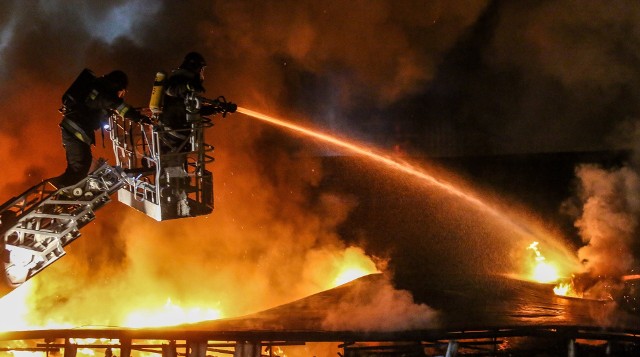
0, 248, 378, 332
0, 282, 73, 332
331, 247, 380, 287
553, 282, 579, 297
527, 241, 559, 283
123, 298, 222, 328
334, 268, 370, 286
0, 283, 32, 331
523, 242, 582, 297
0, 107, 573, 334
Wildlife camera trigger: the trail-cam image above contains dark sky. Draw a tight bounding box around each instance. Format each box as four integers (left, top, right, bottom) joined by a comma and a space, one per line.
1, 0, 640, 329
2, 0, 639, 163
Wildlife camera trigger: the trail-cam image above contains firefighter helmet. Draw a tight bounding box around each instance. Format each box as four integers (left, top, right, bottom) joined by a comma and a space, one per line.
103, 70, 128, 91
180, 52, 207, 72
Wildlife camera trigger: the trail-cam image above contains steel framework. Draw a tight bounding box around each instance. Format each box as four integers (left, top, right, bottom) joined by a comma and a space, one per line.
1, 325, 640, 356
109, 110, 214, 221
0, 163, 124, 296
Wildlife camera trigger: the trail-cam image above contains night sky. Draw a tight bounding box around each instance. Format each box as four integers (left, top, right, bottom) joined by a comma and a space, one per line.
1, 0, 640, 330
1, 1, 639, 162
1, 1, 639, 163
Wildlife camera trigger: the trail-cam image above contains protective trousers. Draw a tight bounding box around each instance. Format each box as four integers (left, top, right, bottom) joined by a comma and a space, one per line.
54, 127, 93, 188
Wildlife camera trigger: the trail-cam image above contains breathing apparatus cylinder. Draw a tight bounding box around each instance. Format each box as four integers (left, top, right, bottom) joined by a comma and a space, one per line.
62, 68, 96, 109
149, 71, 166, 114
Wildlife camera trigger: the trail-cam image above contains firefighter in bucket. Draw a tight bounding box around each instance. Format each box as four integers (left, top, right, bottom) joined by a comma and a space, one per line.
153, 52, 236, 217
53, 69, 149, 189
159, 51, 237, 151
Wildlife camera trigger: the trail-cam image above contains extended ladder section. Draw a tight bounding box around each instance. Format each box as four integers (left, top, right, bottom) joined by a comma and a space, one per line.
0, 163, 124, 296
109, 107, 215, 221
0, 93, 223, 297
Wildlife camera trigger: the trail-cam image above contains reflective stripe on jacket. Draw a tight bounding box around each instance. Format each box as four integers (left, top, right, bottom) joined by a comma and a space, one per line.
60, 117, 92, 145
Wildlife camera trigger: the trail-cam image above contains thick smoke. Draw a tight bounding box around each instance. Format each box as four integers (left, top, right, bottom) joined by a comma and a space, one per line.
573, 165, 640, 277
321, 274, 438, 331
407, 0, 640, 156
0, 0, 493, 191
565, 116, 640, 281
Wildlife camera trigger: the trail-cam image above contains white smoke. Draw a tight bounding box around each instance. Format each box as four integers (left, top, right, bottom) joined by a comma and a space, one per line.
321, 274, 439, 331
573, 164, 640, 277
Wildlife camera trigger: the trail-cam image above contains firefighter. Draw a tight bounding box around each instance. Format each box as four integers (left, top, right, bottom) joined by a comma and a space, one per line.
159, 51, 236, 150
161, 52, 209, 129
155, 52, 236, 216
53, 70, 149, 188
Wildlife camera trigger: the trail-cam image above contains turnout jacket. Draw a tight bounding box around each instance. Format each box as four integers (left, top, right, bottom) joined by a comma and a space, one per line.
60, 76, 137, 145
160, 68, 217, 130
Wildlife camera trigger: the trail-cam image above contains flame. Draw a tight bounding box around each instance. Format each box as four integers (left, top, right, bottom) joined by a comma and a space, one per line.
527, 242, 559, 283
69, 338, 117, 345
2, 340, 43, 357
330, 247, 380, 288
553, 274, 591, 299
9, 352, 42, 357
553, 282, 580, 297
0, 282, 73, 332
0, 247, 378, 332
333, 267, 371, 287
0, 281, 76, 332
123, 298, 222, 327
267, 346, 287, 357
0, 283, 33, 332
69, 338, 119, 357
524, 242, 585, 298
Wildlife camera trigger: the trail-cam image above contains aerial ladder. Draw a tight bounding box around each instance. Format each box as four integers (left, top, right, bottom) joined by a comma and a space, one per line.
0, 80, 236, 297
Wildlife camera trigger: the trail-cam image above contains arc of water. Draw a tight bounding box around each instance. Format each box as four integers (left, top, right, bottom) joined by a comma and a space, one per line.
236, 107, 535, 239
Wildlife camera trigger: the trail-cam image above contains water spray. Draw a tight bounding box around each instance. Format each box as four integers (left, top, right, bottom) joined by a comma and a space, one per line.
237, 107, 537, 240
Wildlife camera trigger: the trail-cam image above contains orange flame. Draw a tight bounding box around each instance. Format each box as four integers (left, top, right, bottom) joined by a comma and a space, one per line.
331, 247, 380, 287
0, 246, 379, 331
0, 283, 33, 332
527, 242, 559, 283
0, 282, 73, 332
553, 282, 580, 297
123, 298, 222, 328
